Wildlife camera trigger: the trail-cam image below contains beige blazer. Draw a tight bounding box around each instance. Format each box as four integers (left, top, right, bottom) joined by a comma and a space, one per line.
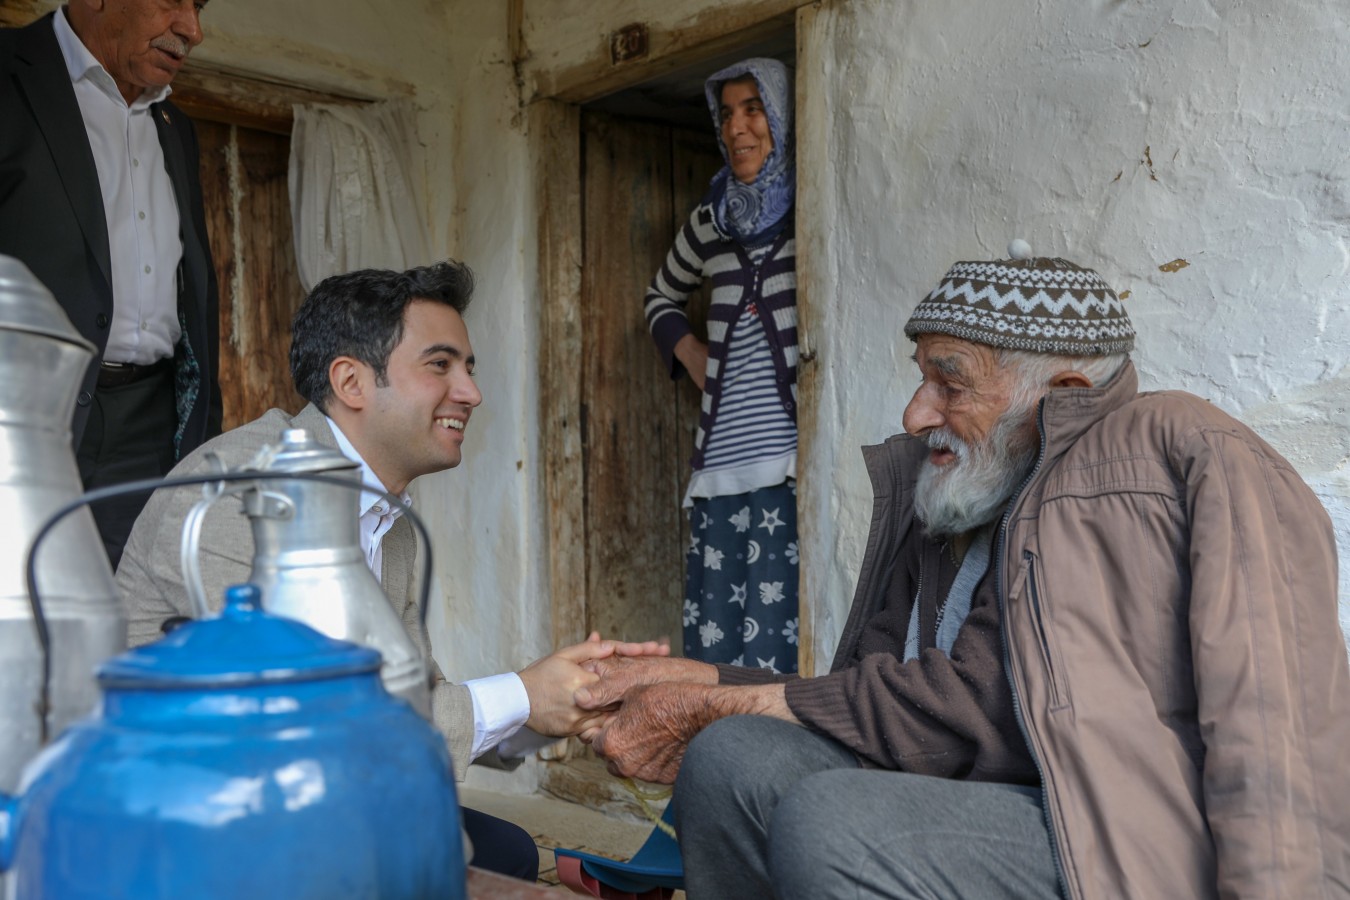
115, 404, 480, 778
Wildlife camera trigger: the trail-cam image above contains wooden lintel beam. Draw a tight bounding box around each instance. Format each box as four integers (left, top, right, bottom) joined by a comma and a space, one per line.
523, 2, 804, 105
171, 64, 374, 135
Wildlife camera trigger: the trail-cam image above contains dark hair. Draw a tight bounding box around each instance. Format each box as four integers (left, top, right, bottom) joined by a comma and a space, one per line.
289, 261, 475, 411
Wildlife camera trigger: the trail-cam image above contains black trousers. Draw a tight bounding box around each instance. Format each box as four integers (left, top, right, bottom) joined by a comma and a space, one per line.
75, 367, 177, 571
462, 806, 539, 882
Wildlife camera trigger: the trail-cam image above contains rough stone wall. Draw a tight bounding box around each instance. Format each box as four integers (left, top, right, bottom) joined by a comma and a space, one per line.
800, 0, 1350, 664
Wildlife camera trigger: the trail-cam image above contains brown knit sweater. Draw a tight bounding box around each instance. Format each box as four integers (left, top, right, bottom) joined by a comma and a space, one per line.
718, 436, 1037, 784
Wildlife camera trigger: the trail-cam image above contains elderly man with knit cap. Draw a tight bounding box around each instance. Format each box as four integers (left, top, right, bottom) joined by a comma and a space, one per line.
576, 244, 1350, 900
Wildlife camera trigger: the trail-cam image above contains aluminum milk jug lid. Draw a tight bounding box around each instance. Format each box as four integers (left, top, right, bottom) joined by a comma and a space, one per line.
99, 584, 382, 689
249, 428, 358, 475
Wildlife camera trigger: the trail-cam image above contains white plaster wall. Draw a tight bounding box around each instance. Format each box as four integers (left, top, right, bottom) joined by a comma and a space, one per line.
417, 0, 552, 794
427, 0, 548, 717
195, 0, 548, 788
198, 1, 551, 755
800, 0, 1350, 665
197, 0, 553, 789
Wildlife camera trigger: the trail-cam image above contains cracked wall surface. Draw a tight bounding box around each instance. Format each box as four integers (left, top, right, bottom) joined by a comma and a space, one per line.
802, 0, 1350, 664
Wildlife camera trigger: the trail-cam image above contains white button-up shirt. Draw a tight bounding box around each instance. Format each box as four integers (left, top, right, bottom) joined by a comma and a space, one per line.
53, 9, 183, 366
325, 417, 539, 760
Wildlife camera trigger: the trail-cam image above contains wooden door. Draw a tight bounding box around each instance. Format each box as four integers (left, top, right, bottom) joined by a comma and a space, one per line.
579, 111, 721, 646
194, 121, 306, 430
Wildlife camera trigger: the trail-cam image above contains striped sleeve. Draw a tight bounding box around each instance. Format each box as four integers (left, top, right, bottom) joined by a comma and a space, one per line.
644, 202, 716, 379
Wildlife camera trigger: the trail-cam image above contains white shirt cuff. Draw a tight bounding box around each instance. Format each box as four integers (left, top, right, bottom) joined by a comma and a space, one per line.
497, 725, 562, 761
464, 672, 530, 760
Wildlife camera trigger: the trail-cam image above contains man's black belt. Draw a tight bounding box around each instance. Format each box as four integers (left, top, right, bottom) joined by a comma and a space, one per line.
97, 357, 172, 389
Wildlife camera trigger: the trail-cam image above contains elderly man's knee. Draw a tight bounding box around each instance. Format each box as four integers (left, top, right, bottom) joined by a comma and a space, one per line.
764, 772, 854, 895
678, 715, 773, 799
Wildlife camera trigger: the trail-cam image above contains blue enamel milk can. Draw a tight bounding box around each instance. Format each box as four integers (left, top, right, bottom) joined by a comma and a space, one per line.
0, 584, 467, 899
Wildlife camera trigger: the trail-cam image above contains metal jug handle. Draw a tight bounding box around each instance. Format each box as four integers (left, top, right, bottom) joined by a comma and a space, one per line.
26, 464, 434, 744
180, 452, 229, 620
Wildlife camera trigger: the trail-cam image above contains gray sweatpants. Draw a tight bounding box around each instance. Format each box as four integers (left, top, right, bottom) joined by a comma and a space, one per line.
673, 716, 1061, 900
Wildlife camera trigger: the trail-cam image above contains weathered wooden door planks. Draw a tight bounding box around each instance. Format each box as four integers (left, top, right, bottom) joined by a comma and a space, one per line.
578, 111, 720, 647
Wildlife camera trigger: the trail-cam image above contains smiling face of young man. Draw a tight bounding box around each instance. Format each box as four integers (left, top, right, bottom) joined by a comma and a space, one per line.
719, 77, 774, 185
68, 0, 207, 105
341, 300, 482, 495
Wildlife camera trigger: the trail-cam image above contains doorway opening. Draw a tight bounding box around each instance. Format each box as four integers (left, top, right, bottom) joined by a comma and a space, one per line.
536, 25, 797, 812
574, 33, 795, 652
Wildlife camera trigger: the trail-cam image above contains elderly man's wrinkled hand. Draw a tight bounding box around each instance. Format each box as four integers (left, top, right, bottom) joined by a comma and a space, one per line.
590, 682, 712, 784
575, 655, 719, 711
517, 632, 674, 736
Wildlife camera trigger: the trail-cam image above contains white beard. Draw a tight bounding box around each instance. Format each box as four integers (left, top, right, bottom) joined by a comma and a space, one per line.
913, 403, 1040, 539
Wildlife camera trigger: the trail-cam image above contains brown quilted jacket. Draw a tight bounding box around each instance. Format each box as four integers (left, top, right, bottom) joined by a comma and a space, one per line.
734, 360, 1350, 898
1003, 361, 1349, 898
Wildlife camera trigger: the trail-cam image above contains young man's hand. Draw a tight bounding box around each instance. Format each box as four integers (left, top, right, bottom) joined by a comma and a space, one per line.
517, 632, 670, 736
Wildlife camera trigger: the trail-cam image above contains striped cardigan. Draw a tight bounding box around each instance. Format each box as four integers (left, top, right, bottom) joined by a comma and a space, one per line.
643, 193, 798, 471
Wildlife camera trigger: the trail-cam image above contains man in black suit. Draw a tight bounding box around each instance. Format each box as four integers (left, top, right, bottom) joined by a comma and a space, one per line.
0, 0, 221, 568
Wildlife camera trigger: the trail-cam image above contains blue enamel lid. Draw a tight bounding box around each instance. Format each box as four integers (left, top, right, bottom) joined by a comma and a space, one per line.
99, 584, 382, 688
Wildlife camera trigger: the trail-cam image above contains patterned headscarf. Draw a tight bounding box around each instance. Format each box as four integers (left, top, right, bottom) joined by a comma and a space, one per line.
704, 58, 795, 248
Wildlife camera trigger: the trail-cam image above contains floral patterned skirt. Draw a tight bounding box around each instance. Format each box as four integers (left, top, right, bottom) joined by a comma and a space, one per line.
682, 481, 799, 673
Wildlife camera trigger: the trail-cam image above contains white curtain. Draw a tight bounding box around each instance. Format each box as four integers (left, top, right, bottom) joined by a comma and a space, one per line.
288, 100, 433, 291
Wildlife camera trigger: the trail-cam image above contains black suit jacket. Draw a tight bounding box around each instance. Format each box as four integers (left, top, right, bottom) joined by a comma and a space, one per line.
0, 13, 221, 455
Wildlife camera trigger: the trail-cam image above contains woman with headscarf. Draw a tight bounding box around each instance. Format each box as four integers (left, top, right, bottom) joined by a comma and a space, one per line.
643, 58, 799, 673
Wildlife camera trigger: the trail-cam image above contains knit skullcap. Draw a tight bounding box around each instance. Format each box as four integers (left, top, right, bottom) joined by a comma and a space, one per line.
904, 241, 1135, 356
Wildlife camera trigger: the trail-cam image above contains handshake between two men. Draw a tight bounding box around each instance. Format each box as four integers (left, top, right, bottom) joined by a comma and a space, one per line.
568, 654, 793, 785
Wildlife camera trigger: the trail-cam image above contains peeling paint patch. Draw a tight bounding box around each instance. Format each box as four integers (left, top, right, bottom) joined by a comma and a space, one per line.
1158, 258, 1190, 273
1142, 145, 1158, 182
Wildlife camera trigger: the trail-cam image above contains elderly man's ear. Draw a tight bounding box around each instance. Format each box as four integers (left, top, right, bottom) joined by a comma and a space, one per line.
1050, 370, 1094, 390
328, 357, 371, 413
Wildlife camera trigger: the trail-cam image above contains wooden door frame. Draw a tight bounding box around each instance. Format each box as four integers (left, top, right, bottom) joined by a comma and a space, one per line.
531, 2, 827, 674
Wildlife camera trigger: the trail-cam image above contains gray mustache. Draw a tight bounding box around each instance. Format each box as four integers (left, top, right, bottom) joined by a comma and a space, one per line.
924, 428, 968, 457
151, 37, 190, 59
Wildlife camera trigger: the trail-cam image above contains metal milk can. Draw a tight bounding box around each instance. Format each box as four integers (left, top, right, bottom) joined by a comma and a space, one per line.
0, 583, 468, 899
183, 428, 431, 717
0, 256, 125, 794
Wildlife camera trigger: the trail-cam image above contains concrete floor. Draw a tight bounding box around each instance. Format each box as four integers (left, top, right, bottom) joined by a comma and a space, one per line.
460, 786, 684, 896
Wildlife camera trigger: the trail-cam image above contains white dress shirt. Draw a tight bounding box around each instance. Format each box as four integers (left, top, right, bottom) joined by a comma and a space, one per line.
325, 417, 540, 760
53, 8, 182, 366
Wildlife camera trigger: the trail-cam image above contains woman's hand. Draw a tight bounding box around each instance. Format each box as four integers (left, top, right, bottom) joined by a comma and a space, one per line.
673, 334, 710, 391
